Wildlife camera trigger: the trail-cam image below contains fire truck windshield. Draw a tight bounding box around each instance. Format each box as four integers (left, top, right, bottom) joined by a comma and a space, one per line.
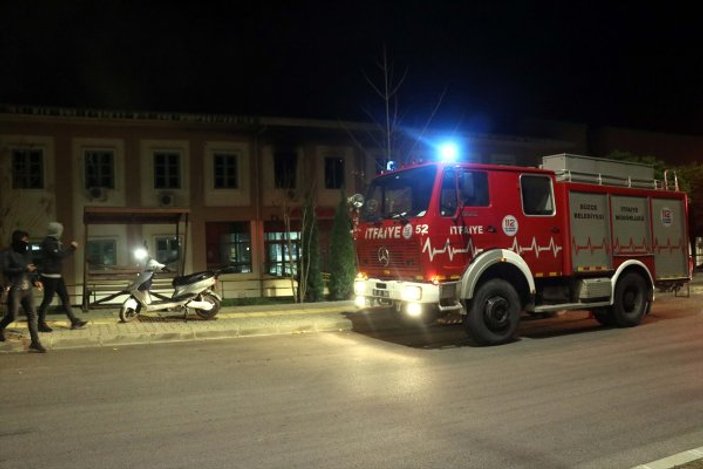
361, 165, 437, 222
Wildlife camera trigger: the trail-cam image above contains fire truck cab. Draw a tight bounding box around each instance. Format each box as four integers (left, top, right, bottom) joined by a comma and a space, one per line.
351, 153, 691, 345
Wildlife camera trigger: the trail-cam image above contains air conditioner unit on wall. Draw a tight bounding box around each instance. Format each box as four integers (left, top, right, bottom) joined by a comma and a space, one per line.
86, 186, 108, 202
158, 191, 175, 207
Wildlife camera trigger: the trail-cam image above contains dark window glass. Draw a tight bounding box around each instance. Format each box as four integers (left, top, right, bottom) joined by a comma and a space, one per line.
439, 169, 457, 217
362, 165, 437, 221
85, 150, 115, 189
86, 239, 117, 269
324, 156, 345, 189
205, 222, 252, 272
439, 169, 489, 217
154, 151, 181, 189
521, 174, 554, 215
155, 236, 182, 268
273, 151, 297, 189
214, 153, 238, 189
264, 221, 300, 276
12, 148, 44, 189
458, 171, 489, 207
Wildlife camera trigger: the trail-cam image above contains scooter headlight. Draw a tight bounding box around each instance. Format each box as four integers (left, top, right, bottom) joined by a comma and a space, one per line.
134, 248, 148, 261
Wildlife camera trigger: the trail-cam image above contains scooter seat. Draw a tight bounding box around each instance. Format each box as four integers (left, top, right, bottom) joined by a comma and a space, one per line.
172, 271, 213, 287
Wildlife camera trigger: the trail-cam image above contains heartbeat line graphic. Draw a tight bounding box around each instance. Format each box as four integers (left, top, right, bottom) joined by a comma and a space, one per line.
510, 237, 563, 258
422, 237, 563, 261
573, 237, 610, 255
612, 237, 649, 254
653, 237, 685, 254
422, 238, 484, 261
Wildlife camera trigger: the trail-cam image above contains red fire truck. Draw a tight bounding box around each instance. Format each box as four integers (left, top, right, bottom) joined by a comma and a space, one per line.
351, 153, 691, 345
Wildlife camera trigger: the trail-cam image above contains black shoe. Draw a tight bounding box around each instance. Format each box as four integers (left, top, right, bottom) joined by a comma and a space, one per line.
71, 319, 88, 330
0, 329, 5, 342
38, 323, 53, 333
29, 342, 47, 353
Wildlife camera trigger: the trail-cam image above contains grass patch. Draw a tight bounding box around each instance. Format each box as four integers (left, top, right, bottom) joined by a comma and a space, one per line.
222, 296, 295, 307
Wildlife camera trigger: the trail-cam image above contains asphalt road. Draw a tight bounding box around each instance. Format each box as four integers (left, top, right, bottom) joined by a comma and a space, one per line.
1, 293, 702, 469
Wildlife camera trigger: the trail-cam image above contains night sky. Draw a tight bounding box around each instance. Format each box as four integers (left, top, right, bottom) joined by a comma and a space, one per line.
2, 1, 702, 135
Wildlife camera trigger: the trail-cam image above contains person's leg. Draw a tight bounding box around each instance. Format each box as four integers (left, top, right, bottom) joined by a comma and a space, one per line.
22, 291, 45, 352
0, 289, 19, 341
56, 279, 84, 328
37, 277, 58, 331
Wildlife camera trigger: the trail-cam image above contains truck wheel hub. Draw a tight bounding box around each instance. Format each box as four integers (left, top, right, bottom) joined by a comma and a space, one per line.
484, 296, 510, 331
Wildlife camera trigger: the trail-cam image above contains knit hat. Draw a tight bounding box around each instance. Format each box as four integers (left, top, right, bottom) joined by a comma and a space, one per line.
47, 222, 64, 239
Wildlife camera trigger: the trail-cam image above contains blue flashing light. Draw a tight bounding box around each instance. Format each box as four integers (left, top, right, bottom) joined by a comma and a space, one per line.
438, 141, 460, 163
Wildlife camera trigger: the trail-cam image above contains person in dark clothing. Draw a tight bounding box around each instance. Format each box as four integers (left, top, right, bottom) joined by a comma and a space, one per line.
36, 222, 87, 331
0, 230, 46, 352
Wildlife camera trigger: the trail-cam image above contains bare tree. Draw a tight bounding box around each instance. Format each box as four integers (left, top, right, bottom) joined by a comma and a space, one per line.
278, 188, 299, 301
341, 45, 448, 178
273, 163, 321, 303
362, 44, 407, 167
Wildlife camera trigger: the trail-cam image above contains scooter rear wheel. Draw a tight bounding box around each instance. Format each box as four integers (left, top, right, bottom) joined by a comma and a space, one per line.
195, 293, 221, 320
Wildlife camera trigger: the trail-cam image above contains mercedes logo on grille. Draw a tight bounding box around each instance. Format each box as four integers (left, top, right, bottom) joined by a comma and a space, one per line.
377, 247, 390, 266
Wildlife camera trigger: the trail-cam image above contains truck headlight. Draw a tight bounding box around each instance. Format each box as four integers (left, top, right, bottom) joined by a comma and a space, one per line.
354, 280, 366, 296
401, 285, 422, 302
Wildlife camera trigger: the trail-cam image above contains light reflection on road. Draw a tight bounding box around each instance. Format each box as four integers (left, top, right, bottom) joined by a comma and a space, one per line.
320, 333, 435, 398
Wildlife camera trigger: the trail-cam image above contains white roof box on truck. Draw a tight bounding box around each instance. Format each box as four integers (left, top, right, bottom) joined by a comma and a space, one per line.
541, 153, 657, 189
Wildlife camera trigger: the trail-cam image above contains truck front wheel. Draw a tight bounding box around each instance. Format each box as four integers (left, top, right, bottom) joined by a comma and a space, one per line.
465, 279, 521, 346
612, 272, 649, 327
591, 307, 616, 326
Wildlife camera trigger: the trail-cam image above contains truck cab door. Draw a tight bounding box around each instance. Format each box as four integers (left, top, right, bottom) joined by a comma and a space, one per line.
514, 173, 565, 277
425, 168, 498, 279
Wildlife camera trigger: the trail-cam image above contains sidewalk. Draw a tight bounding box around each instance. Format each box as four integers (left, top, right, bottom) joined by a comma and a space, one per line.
2, 274, 702, 354
0, 300, 357, 353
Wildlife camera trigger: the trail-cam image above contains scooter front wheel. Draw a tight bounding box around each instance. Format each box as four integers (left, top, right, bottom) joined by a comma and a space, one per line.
195, 293, 221, 320
119, 306, 140, 323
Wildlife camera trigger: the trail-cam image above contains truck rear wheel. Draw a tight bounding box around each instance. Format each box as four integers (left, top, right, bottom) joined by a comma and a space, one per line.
465, 279, 521, 346
612, 272, 648, 327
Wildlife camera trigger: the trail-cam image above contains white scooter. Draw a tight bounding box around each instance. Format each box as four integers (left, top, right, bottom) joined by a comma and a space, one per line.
119, 253, 234, 323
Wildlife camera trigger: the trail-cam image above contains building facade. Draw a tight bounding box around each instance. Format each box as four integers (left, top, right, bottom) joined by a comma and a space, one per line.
0, 105, 573, 302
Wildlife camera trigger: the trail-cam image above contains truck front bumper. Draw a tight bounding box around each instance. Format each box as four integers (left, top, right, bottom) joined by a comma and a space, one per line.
353, 278, 461, 316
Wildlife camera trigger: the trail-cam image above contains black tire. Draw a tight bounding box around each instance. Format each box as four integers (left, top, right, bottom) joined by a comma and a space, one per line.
119, 304, 139, 323
194, 293, 221, 320
591, 307, 616, 326
465, 279, 521, 345
612, 272, 649, 327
